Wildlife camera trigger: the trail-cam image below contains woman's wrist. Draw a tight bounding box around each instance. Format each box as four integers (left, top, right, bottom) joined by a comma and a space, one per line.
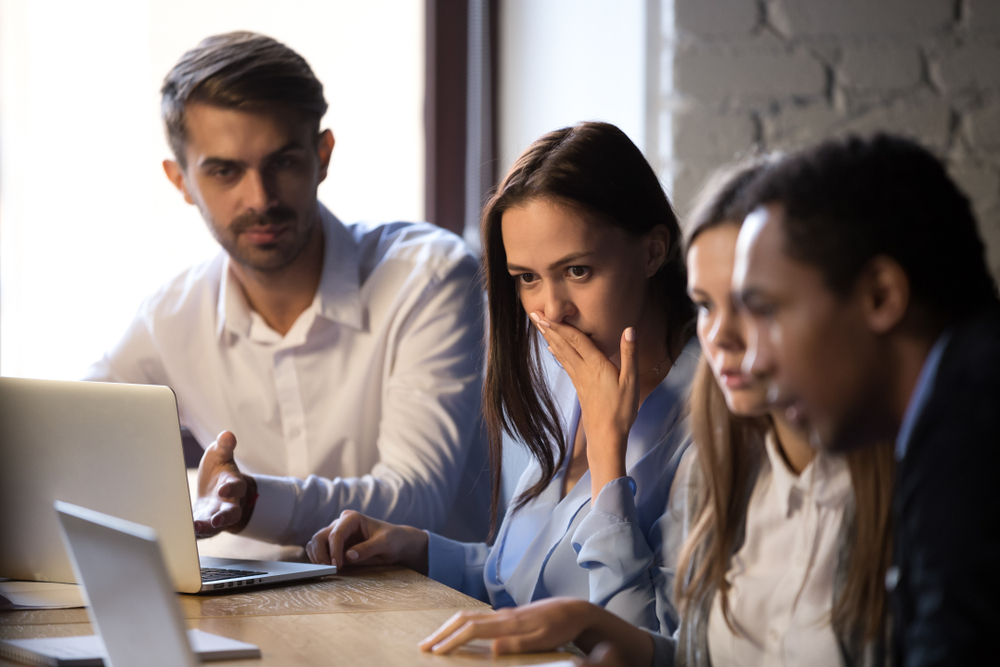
399, 526, 430, 575
588, 434, 628, 498
573, 603, 655, 667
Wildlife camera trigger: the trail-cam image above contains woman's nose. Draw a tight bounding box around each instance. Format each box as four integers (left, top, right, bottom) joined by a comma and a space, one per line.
709, 304, 746, 352
542, 285, 575, 323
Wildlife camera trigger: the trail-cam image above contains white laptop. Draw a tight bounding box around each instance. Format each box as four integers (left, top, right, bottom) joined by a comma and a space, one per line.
0, 377, 336, 593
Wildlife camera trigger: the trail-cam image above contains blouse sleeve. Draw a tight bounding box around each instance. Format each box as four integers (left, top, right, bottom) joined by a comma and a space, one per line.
425, 531, 491, 602
643, 627, 679, 667
570, 476, 663, 632
571, 441, 694, 635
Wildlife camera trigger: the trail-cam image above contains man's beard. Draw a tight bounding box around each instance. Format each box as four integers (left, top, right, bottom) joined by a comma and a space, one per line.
214, 206, 315, 272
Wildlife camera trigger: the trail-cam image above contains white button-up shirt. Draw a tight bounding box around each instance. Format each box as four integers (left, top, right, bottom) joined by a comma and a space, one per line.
707, 432, 851, 667
85, 205, 489, 547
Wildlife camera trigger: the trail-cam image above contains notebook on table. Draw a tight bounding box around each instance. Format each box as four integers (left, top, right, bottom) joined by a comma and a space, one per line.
0, 377, 336, 593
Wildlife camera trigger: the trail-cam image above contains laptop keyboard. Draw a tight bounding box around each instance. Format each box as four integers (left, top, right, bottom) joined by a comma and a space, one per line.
200, 567, 267, 583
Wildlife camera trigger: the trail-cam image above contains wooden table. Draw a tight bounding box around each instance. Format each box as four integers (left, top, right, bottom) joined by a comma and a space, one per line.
0, 566, 574, 666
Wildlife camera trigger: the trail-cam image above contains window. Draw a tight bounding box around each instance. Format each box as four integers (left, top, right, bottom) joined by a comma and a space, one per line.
0, 0, 424, 379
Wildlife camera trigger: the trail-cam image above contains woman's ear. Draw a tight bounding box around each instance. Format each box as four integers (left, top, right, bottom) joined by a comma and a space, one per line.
644, 225, 671, 277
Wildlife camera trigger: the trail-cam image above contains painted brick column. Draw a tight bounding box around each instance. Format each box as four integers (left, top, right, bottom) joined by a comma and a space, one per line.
664, 0, 1000, 280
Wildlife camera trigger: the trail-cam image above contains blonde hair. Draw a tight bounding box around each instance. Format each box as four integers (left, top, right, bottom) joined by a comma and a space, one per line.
675, 158, 895, 642
676, 359, 894, 641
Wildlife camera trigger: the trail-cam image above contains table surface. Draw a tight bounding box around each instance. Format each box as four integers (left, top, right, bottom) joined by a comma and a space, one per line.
0, 566, 574, 666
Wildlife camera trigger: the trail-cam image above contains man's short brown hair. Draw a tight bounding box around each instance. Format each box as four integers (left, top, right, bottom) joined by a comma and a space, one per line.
161, 31, 328, 168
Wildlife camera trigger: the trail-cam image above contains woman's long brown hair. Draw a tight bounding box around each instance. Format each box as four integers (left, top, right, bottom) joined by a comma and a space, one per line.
674, 159, 895, 643
480, 122, 695, 533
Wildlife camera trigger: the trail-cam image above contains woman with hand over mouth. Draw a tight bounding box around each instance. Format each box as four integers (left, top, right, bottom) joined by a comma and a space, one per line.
305, 121, 699, 665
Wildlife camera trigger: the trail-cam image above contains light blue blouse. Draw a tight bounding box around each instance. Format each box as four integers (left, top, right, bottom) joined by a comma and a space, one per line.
427, 338, 699, 635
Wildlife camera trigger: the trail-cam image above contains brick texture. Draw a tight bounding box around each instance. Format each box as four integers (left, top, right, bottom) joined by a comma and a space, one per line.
675, 0, 758, 38
770, 0, 952, 37
663, 0, 1000, 280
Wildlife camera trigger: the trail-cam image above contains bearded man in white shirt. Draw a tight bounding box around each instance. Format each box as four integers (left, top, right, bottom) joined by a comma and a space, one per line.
85, 31, 490, 550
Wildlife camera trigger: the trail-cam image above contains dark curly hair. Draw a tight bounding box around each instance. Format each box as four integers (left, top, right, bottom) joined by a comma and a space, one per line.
742, 133, 997, 320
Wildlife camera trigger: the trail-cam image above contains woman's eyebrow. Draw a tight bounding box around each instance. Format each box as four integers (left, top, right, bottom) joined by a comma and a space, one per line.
507, 251, 595, 274
545, 251, 594, 270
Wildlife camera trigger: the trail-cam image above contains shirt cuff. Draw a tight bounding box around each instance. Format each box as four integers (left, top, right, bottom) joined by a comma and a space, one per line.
641, 627, 676, 667
590, 476, 639, 524
426, 530, 469, 591
239, 474, 298, 544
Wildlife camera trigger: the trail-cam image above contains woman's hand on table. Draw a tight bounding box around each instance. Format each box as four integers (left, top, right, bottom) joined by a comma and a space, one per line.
305, 510, 429, 574
531, 313, 640, 496
419, 597, 595, 655
418, 597, 652, 666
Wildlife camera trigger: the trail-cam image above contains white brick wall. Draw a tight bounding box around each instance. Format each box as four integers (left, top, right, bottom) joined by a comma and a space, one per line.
663, 0, 1000, 280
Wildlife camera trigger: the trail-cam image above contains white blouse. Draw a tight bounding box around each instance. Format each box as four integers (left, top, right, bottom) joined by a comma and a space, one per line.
707, 432, 851, 667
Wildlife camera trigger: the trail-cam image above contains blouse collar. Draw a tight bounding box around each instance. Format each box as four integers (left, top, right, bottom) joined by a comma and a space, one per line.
764, 430, 851, 516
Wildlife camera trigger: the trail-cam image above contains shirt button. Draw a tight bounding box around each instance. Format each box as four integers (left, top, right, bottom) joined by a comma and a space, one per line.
885, 565, 900, 591
288, 427, 301, 439
768, 629, 780, 645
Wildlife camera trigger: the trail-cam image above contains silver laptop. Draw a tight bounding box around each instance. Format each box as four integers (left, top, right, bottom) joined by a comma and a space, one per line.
53, 500, 260, 666
0, 377, 336, 593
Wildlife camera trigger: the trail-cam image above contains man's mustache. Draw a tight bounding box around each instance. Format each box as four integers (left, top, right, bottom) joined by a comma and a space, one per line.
230, 207, 297, 234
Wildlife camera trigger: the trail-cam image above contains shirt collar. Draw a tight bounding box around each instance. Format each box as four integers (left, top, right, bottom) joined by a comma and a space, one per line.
895, 328, 953, 460
314, 204, 363, 329
764, 430, 850, 516
217, 258, 251, 339
216, 203, 363, 340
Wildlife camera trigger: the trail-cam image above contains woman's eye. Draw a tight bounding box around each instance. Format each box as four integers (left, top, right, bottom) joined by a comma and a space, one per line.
695, 300, 713, 314
567, 266, 590, 279
515, 273, 537, 285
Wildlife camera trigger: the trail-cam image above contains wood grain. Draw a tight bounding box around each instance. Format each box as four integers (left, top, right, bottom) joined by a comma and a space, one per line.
0, 566, 488, 627
181, 566, 489, 619
0, 609, 577, 666
0, 567, 579, 666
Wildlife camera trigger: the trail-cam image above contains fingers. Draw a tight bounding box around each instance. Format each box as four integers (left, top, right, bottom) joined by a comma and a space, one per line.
338, 531, 387, 564
419, 612, 526, 655
418, 610, 493, 652
307, 525, 334, 564
619, 327, 639, 391
214, 430, 238, 460
197, 431, 241, 496
532, 312, 603, 363
192, 498, 241, 538
531, 314, 590, 381
325, 510, 393, 569
324, 510, 363, 568
531, 313, 581, 372
209, 502, 242, 529
216, 472, 247, 499
492, 628, 556, 655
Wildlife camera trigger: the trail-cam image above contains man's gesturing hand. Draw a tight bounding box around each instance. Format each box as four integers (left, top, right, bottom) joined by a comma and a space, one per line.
193, 431, 255, 538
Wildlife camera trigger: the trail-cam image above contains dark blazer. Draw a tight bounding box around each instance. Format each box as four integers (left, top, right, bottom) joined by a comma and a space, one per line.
891, 301, 1000, 667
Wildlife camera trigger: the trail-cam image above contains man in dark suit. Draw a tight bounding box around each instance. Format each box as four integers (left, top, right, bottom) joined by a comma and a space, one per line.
731, 133, 1000, 666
